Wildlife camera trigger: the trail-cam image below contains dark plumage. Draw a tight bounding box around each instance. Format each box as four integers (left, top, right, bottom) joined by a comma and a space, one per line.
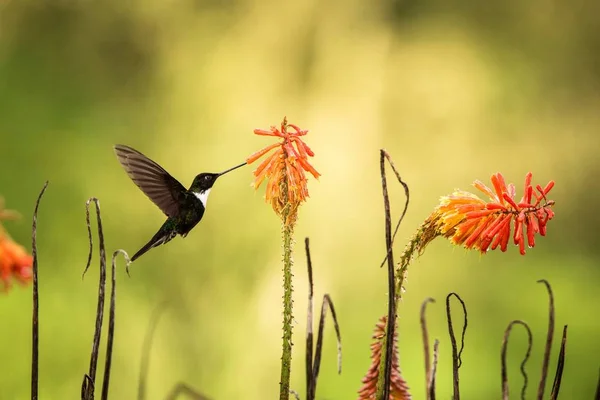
114, 144, 245, 261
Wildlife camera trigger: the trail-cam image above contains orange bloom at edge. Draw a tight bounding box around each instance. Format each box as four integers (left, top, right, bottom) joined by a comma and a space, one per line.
0, 199, 33, 291
433, 172, 555, 255
246, 117, 320, 224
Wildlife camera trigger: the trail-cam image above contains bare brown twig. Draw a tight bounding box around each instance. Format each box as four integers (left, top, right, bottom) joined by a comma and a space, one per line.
446, 292, 468, 399
536, 279, 555, 399
31, 181, 48, 400
501, 320, 533, 400
549, 325, 568, 400
81, 197, 107, 400
304, 238, 342, 400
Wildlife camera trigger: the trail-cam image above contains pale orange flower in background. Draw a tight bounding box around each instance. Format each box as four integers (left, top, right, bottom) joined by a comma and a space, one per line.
246, 117, 320, 225
0, 197, 33, 291
357, 315, 411, 400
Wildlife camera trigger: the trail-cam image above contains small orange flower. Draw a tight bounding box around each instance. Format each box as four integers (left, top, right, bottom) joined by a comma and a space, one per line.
0, 233, 33, 290
247, 117, 320, 225
435, 172, 555, 255
0, 198, 33, 291
357, 315, 411, 400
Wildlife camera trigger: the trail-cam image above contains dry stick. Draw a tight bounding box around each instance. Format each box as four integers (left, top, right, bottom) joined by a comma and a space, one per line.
305, 238, 342, 400
312, 295, 342, 381
536, 279, 555, 400
138, 302, 169, 400
549, 325, 568, 400
164, 383, 211, 400
429, 339, 440, 400
378, 152, 410, 269
420, 298, 436, 400
501, 320, 533, 400
82, 198, 108, 400
378, 149, 396, 400
289, 389, 301, 400
446, 293, 468, 400
31, 181, 48, 400
100, 250, 130, 400
305, 237, 315, 400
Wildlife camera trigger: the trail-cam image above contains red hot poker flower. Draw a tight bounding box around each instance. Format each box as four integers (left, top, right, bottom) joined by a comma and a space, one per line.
357, 315, 411, 400
0, 198, 33, 291
434, 172, 555, 255
246, 117, 320, 225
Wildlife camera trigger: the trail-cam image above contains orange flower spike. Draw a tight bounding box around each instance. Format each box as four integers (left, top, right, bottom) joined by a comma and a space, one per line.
297, 156, 321, 179
253, 149, 282, 188
473, 180, 497, 201
253, 127, 280, 136
490, 173, 508, 205
247, 142, 281, 164
502, 193, 520, 211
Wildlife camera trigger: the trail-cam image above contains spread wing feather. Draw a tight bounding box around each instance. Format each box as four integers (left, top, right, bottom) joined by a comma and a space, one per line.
114, 144, 186, 217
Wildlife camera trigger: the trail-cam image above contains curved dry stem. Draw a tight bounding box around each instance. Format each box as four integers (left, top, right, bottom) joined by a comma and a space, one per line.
313, 295, 342, 378
420, 297, 435, 400
378, 150, 410, 269
81, 197, 107, 400
536, 279, 555, 399
501, 320, 533, 400
138, 301, 169, 400
31, 181, 48, 400
376, 149, 398, 400
446, 292, 468, 400
100, 250, 130, 400
429, 339, 440, 400
81, 375, 94, 400
305, 238, 342, 400
549, 325, 568, 400
305, 238, 315, 399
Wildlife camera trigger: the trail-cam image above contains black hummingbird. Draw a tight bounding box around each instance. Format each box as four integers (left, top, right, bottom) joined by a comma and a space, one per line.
114, 144, 246, 262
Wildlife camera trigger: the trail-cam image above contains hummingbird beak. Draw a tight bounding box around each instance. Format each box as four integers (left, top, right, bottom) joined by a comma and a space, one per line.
218, 161, 247, 177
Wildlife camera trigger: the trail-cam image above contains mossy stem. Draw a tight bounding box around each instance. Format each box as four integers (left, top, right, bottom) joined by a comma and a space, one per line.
279, 181, 295, 400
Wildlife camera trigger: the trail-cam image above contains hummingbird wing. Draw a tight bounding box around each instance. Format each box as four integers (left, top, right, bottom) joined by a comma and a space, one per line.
114, 144, 187, 218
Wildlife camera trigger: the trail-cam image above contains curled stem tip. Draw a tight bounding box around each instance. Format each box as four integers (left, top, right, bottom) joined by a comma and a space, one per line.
536, 279, 555, 400
501, 320, 533, 400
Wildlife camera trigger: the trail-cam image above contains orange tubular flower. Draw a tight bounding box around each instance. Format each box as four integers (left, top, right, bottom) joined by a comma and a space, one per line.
434, 172, 555, 255
0, 198, 33, 291
357, 315, 411, 400
246, 117, 320, 225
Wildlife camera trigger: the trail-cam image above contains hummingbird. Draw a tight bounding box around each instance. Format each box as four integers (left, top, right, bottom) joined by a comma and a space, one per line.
114, 144, 246, 262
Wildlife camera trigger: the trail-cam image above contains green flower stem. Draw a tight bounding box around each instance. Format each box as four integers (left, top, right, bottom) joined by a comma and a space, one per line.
279, 185, 295, 400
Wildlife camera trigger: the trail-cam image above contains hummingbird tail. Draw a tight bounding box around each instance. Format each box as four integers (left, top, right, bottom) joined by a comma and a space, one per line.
130, 230, 177, 262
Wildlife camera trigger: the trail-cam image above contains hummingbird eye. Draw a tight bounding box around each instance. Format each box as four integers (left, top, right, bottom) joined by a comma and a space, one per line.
204, 175, 211, 181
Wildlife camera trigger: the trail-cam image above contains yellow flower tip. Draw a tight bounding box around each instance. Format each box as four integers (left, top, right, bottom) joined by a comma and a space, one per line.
247, 117, 319, 222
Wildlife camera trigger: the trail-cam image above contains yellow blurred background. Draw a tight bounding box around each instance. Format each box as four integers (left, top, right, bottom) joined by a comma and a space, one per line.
1, 1, 599, 399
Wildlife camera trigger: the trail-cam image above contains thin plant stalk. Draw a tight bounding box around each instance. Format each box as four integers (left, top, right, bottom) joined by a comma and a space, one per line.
420, 298, 435, 400
31, 181, 48, 400
279, 182, 295, 400
536, 279, 555, 400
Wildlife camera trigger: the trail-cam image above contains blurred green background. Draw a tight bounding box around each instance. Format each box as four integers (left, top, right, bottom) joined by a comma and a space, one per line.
1, 1, 599, 399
